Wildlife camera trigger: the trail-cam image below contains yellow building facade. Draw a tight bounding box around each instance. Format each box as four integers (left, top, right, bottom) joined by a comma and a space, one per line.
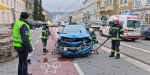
95, 0, 132, 21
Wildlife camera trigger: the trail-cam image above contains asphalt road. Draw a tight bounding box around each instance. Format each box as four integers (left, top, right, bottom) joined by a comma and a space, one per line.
0, 27, 150, 75
96, 31, 150, 51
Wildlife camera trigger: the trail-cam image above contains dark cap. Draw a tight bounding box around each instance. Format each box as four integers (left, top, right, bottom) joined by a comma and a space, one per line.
20, 12, 29, 19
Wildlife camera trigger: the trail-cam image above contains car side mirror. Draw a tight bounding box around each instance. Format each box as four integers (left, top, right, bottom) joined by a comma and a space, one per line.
57, 32, 61, 34
89, 31, 93, 35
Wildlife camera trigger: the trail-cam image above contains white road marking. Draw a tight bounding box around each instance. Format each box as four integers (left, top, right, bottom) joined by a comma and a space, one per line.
101, 46, 150, 73
41, 62, 61, 74
39, 35, 41, 38
52, 28, 58, 38
98, 37, 150, 54
36, 40, 39, 44
74, 63, 85, 75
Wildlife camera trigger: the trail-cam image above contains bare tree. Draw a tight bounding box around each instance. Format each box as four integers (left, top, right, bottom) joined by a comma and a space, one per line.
131, 2, 149, 24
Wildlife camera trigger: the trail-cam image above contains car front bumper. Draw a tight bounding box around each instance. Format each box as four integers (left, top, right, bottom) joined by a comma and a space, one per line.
56, 42, 93, 56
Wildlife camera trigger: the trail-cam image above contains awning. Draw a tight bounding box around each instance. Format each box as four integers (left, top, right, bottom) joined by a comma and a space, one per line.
0, 4, 8, 10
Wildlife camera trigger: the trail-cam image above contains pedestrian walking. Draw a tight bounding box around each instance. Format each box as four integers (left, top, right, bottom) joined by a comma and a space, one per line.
12, 12, 33, 75
41, 22, 51, 53
107, 17, 123, 59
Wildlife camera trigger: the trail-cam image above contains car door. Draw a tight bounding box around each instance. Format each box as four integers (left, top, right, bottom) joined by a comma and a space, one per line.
148, 27, 150, 38
102, 21, 108, 35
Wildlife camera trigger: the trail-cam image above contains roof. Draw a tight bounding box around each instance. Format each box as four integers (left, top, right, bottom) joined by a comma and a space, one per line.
65, 25, 84, 27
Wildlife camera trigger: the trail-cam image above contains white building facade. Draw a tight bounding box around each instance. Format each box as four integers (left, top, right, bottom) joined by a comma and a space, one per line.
0, 0, 25, 26
74, 8, 83, 22
83, 0, 95, 24
132, 0, 150, 24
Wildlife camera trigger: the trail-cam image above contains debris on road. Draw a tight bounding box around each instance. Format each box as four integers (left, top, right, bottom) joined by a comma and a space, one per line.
0, 33, 17, 63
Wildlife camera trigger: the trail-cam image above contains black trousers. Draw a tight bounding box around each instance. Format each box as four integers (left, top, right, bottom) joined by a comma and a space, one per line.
42, 39, 47, 51
111, 40, 120, 55
17, 51, 28, 75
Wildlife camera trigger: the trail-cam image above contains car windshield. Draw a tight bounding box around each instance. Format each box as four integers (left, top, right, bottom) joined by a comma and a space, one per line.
78, 22, 85, 26
28, 21, 33, 23
141, 25, 148, 30
62, 26, 87, 34
127, 20, 140, 28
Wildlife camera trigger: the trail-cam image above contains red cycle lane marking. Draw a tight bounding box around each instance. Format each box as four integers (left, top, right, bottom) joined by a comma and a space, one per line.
28, 27, 79, 75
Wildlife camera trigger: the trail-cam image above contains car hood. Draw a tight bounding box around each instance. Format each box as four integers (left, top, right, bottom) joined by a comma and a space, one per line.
60, 33, 90, 38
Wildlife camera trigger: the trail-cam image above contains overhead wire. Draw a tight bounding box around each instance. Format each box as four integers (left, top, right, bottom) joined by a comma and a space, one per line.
58, 0, 65, 12
64, 0, 80, 12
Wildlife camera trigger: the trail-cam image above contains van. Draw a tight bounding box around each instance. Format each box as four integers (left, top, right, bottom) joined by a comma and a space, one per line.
99, 15, 141, 41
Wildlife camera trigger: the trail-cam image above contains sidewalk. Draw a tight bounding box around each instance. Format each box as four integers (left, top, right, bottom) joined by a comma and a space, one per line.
0, 26, 10, 33
28, 28, 79, 75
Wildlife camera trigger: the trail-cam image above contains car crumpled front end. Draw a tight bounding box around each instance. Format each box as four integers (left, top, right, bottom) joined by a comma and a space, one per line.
56, 35, 93, 55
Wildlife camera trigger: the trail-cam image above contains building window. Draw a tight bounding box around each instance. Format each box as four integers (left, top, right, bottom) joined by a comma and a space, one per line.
136, 0, 140, 6
2, 0, 4, 3
147, 0, 150, 4
29, 3, 32, 9
124, 10, 128, 14
105, 1, 107, 6
118, 11, 122, 15
96, 15, 97, 20
7, 0, 9, 5
17, 2, 19, 9
120, 0, 123, 4
26, 2, 28, 8
109, 12, 113, 17
110, 0, 112, 5
14, 0, 16, 8
99, 15, 101, 20
11, 0, 12, 7
7, 13, 9, 22
124, 0, 127, 3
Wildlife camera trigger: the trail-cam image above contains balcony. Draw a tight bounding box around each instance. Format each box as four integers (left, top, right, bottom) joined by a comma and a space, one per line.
99, 7, 105, 12
105, 6, 114, 12
96, 0, 100, 2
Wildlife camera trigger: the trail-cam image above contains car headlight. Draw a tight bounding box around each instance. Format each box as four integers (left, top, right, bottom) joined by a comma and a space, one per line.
64, 47, 67, 51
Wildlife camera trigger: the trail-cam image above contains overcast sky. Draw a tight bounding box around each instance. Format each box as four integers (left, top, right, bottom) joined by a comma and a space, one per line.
42, 0, 84, 12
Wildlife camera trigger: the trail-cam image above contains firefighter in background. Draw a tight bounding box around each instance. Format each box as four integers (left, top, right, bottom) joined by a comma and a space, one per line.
107, 17, 123, 59
46, 20, 52, 35
89, 27, 98, 44
41, 23, 51, 53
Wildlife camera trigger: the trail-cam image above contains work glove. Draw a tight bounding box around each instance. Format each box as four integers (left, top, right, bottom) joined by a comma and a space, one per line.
107, 37, 109, 40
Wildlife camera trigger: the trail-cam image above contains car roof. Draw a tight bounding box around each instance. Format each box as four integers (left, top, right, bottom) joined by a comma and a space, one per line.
65, 25, 84, 27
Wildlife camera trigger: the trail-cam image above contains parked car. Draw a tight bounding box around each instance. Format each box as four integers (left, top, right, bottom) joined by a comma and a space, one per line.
141, 25, 150, 39
60, 21, 65, 27
56, 25, 93, 57
141, 24, 149, 37
38, 21, 44, 27
51, 20, 58, 27
28, 20, 36, 29
34, 21, 40, 28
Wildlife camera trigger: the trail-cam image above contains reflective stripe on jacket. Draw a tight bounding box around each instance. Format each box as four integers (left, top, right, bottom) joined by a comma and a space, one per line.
42, 26, 49, 39
108, 24, 123, 40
